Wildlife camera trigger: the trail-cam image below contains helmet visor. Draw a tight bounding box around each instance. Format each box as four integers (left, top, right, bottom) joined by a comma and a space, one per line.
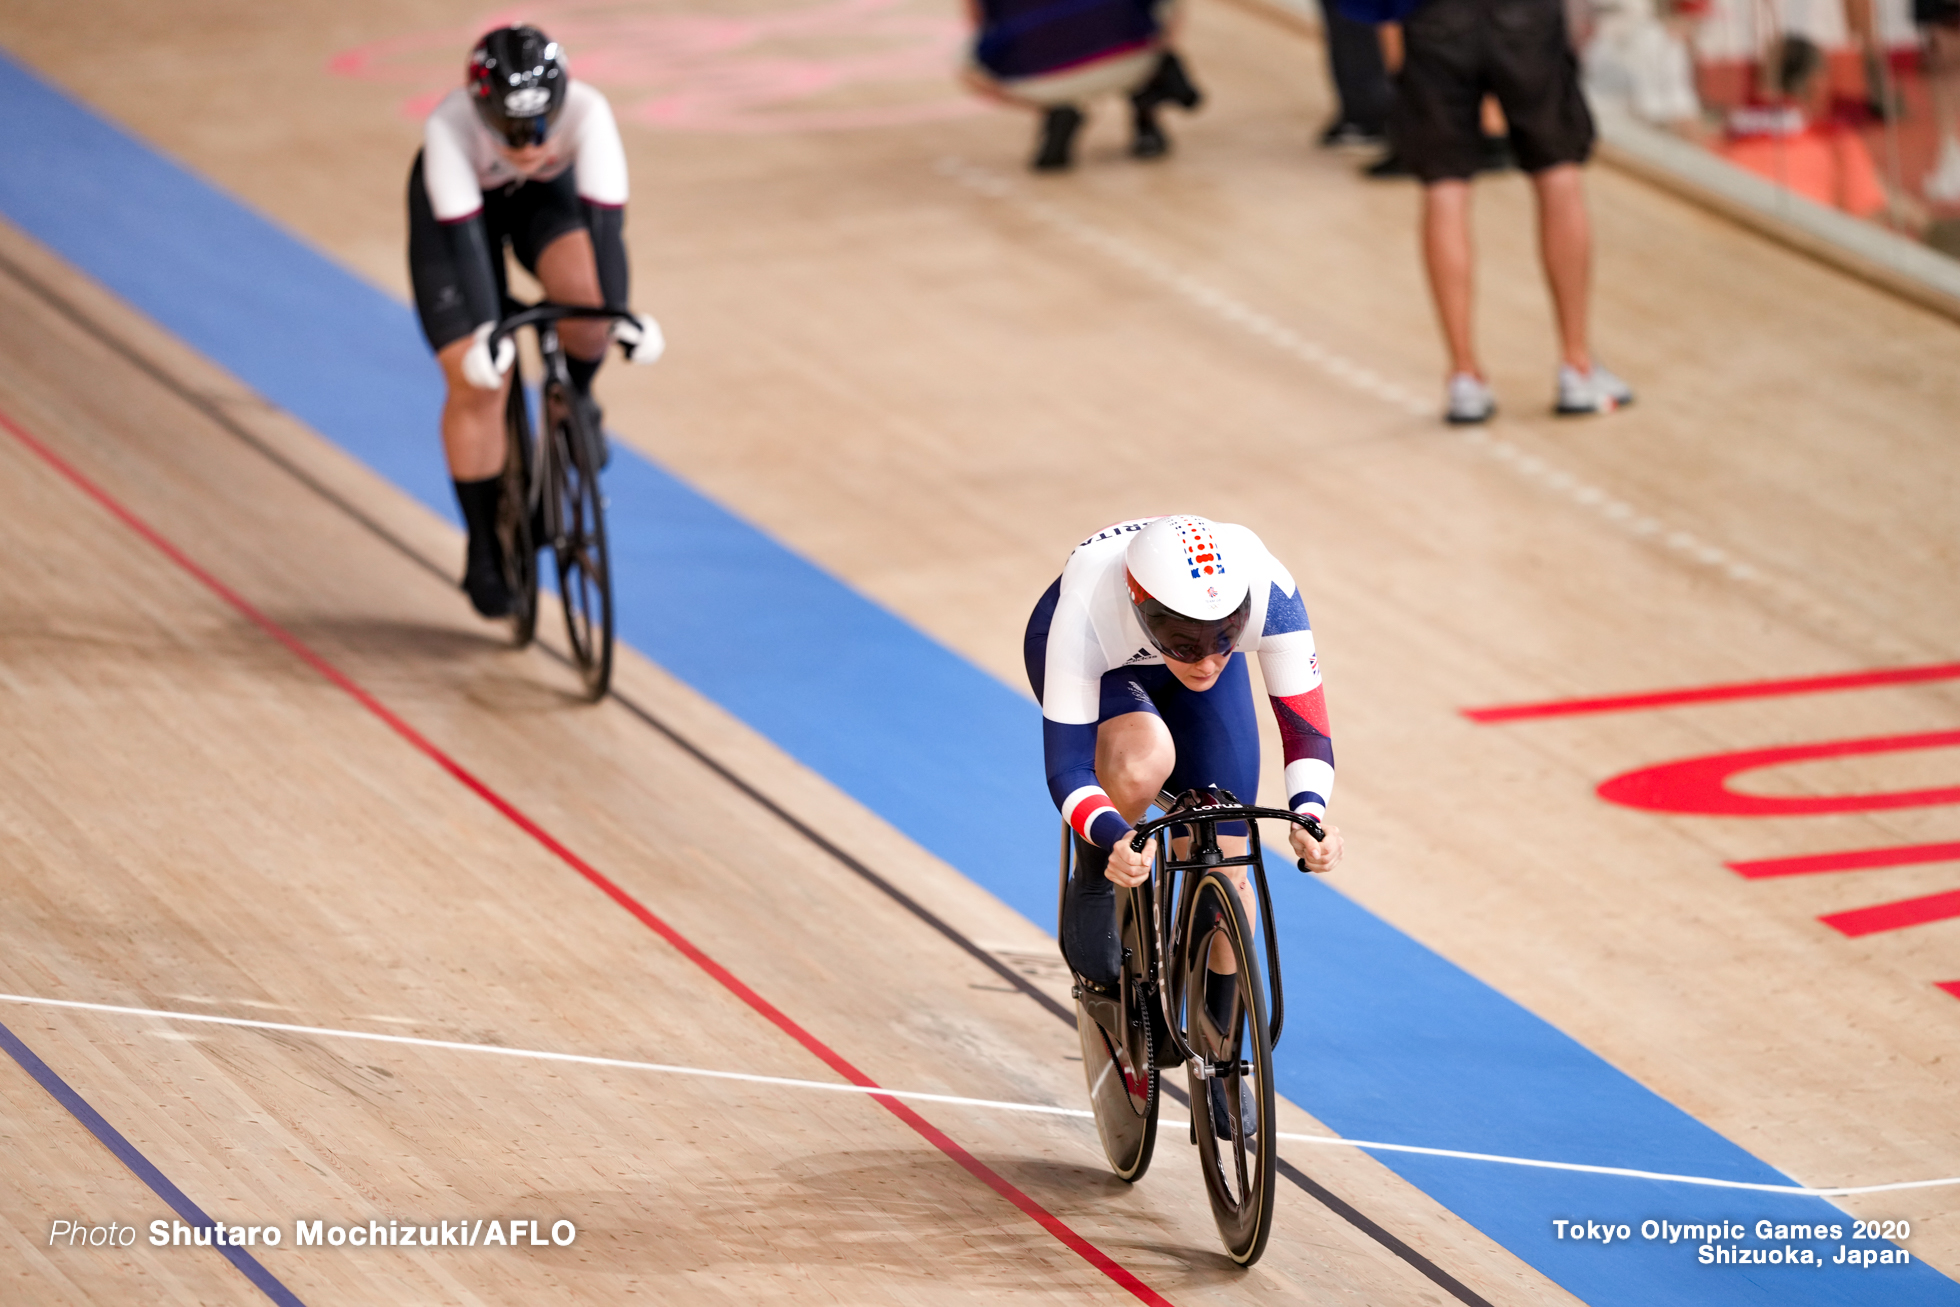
1133, 591, 1251, 665
496, 113, 553, 148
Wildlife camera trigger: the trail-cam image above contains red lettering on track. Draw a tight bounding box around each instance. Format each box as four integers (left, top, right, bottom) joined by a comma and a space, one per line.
1461, 662, 1960, 723
1819, 890, 1960, 938
1727, 841, 1960, 879
1595, 731, 1960, 817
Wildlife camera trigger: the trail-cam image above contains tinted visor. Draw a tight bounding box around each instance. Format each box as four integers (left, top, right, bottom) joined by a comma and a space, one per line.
1133, 591, 1251, 665
497, 109, 554, 148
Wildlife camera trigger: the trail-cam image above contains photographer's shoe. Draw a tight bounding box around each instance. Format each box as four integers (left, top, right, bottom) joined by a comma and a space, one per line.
1032, 105, 1084, 172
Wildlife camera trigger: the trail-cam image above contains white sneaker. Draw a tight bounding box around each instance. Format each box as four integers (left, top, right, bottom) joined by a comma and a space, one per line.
1556, 363, 1634, 415
1445, 372, 1495, 425
1925, 136, 1960, 204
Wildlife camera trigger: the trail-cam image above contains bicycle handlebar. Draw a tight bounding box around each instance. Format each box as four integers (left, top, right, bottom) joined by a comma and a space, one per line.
1127, 803, 1327, 871
488, 302, 640, 356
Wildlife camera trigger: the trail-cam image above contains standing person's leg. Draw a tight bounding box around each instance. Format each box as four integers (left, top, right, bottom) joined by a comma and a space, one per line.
1422, 180, 1480, 379
1533, 163, 1592, 373
1319, 2, 1393, 143
1391, 0, 1497, 421
1924, 22, 1960, 200
1491, 0, 1633, 412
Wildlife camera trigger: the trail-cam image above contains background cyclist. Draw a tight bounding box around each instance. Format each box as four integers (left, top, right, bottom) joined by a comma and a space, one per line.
407, 24, 662, 619
1025, 514, 1344, 1117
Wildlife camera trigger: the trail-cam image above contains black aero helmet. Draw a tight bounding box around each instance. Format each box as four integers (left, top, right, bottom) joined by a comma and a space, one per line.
467, 26, 568, 148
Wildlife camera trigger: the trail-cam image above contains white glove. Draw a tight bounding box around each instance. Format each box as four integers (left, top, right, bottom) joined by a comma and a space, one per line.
611, 312, 665, 365
461, 322, 515, 390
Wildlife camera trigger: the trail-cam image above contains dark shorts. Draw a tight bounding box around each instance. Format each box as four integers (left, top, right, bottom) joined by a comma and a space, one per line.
406, 150, 589, 351
973, 0, 1159, 80
1917, 0, 1960, 27
1388, 0, 1595, 183
1024, 579, 1261, 830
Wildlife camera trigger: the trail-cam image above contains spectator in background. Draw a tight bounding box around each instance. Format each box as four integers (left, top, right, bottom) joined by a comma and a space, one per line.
1922, 0, 1960, 200
1390, 0, 1634, 422
964, 0, 1204, 170
1317, 3, 1394, 147
1717, 35, 1888, 216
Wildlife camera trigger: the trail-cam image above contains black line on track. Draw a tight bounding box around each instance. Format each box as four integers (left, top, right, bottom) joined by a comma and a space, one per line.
0, 246, 1492, 1305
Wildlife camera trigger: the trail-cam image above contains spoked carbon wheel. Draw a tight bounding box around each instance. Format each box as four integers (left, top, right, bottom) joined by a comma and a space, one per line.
546, 382, 613, 700
1183, 869, 1277, 1265
497, 381, 538, 647
1076, 890, 1158, 1181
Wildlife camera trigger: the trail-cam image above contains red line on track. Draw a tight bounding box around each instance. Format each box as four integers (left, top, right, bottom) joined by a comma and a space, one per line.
1938, 981, 1960, 1001
0, 409, 1176, 1307
1461, 662, 1960, 724
1728, 841, 1960, 879
1819, 890, 1960, 938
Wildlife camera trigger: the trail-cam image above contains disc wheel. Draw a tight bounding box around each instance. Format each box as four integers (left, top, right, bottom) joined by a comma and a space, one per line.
497, 380, 538, 647
1076, 889, 1158, 1181
546, 381, 614, 699
1183, 869, 1277, 1265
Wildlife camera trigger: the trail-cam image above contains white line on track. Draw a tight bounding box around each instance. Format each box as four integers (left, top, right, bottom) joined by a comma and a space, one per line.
933, 158, 1895, 652
9, 991, 1954, 1200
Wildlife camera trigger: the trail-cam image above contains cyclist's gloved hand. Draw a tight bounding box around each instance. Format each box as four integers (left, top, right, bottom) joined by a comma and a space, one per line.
1107, 831, 1153, 888
1290, 819, 1343, 875
462, 322, 515, 390
611, 312, 665, 365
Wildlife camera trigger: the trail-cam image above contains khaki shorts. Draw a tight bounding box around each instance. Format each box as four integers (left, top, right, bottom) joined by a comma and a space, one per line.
971, 45, 1159, 106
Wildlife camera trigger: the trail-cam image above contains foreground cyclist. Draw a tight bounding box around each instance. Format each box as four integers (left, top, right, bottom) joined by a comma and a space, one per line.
408, 24, 662, 618
1025, 515, 1344, 1124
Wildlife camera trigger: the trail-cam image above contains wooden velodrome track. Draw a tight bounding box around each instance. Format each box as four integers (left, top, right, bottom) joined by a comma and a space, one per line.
0, 0, 1957, 1303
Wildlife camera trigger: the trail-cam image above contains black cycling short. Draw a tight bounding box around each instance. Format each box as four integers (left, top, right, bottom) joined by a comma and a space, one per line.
1388, 0, 1595, 183
406, 150, 589, 351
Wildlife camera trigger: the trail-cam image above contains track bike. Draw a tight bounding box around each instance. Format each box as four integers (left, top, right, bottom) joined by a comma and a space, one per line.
1061, 786, 1323, 1265
489, 301, 638, 700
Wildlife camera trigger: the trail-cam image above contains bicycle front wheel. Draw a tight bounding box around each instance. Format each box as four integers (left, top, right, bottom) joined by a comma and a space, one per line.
1076, 887, 1158, 1181
497, 379, 538, 648
1182, 869, 1277, 1265
547, 381, 613, 699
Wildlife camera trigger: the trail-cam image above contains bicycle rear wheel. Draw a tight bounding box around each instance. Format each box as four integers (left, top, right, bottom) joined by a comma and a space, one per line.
497, 379, 538, 647
546, 380, 613, 699
1182, 869, 1277, 1265
1076, 886, 1158, 1181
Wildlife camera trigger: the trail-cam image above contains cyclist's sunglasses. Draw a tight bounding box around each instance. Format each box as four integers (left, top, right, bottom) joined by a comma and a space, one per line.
498, 115, 553, 149
1135, 593, 1250, 665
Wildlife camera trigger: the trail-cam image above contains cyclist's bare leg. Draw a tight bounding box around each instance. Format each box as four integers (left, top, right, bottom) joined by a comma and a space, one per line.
436, 335, 511, 480
1059, 711, 1171, 986
534, 229, 608, 365
1206, 848, 1252, 975
1094, 710, 1174, 822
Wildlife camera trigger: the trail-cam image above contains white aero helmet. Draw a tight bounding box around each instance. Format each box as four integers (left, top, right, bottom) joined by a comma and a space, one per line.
1123, 515, 1253, 663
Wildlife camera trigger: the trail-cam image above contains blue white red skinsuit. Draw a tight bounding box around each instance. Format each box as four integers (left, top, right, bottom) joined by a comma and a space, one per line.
1039, 518, 1335, 848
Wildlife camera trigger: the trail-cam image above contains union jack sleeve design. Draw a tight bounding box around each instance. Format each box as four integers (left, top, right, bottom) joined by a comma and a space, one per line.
1271, 688, 1334, 815
1061, 785, 1130, 849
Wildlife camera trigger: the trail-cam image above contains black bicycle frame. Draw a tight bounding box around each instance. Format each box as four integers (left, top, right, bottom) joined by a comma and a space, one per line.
490, 301, 636, 524
1128, 789, 1324, 1061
